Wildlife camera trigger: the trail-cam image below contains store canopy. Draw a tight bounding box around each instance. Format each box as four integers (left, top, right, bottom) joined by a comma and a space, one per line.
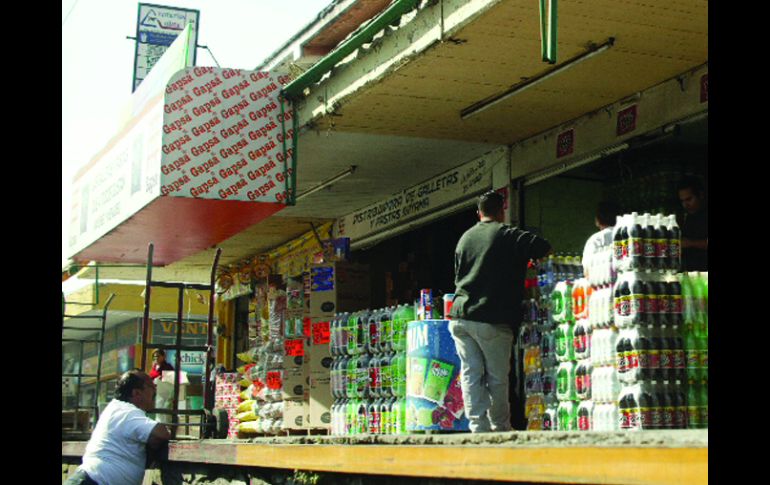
67, 62, 298, 266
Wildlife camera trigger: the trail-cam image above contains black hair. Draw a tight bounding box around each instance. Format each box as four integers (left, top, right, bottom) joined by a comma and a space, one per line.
477, 191, 504, 216
115, 369, 148, 402
677, 176, 704, 196
596, 200, 621, 227
153, 349, 165, 356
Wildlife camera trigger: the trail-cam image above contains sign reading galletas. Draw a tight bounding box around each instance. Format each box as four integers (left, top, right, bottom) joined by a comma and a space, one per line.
160, 68, 295, 203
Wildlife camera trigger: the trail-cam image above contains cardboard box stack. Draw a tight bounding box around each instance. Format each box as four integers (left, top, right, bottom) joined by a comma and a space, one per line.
214, 372, 241, 438
309, 262, 370, 431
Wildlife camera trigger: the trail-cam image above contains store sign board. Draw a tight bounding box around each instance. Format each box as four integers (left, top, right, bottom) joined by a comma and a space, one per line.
160, 68, 295, 202
336, 154, 493, 242
166, 349, 205, 375
616, 105, 638, 136
68, 103, 163, 259
556, 129, 575, 158
134, 4, 199, 92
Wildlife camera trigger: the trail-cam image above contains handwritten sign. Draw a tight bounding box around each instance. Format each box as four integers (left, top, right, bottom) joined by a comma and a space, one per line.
285, 338, 305, 357
266, 371, 283, 390
312, 321, 331, 345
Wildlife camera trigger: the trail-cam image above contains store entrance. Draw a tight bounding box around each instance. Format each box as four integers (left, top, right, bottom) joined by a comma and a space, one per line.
350, 206, 478, 309
521, 116, 708, 253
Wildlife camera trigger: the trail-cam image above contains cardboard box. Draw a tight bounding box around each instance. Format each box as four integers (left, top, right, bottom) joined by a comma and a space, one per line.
308, 374, 333, 428
281, 340, 310, 400
309, 262, 370, 318
282, 398, 306, 430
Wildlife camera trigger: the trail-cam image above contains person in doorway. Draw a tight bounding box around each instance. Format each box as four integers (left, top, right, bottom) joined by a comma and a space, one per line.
65, 370, 171, 485
447, 191, 552, 432
581, 200, 620, 279
149, 349, 175, 424
148, 349, 174, 381
677, 176, 708, 271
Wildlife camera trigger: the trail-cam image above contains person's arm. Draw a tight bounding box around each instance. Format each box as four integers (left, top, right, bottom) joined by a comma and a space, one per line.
147, 423, 171, 450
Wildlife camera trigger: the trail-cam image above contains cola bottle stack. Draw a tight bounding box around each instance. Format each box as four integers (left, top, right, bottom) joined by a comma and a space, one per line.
610, 212, 697, 430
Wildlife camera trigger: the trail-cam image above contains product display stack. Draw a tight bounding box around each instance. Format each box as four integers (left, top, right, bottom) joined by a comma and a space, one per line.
530, 255, 584, 431
582, 231, 618, 431
214, 372, 241, 438
329, 305, 412, 435
521, 261, 547, 430
611, 212, 692, 431
681, 271, 708, 429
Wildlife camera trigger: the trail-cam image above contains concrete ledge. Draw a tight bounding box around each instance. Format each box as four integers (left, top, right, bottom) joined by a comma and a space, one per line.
63, 431, 708, 484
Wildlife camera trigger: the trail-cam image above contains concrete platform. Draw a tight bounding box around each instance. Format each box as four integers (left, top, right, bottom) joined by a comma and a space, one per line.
63, 430, 708, 484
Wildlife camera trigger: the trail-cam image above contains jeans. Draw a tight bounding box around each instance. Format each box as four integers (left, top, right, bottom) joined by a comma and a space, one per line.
448, 319, 514, 432
64, 469, 98, 485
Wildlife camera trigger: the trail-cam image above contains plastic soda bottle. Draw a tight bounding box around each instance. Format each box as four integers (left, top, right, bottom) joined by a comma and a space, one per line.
368, 354, 381, 398
577, 400, 594, 431
380, 351, 394, 398
666, 215, 681, 273
627, 213, 643, 271
393, 352, 406, 398
379, 307, 394, 353
557, 401, 577, 431
356, 354, 371, 399
672, 381, 687, 429
556, 361, 577, 401
629, 273, 646, 326
573, 320, 590, 361
653, 214, 669, 272
698, 379, 708, 429
346, 355, 358, 398
367, 399, 381, 434
686, 378, 701, 429
641, 213, 656, 271
367, 309, 381, 355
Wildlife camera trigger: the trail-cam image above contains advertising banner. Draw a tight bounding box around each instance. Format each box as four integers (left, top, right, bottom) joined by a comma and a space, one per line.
406, 319, 469, 431
134, 3, 199, 92
160, 68, 296, 203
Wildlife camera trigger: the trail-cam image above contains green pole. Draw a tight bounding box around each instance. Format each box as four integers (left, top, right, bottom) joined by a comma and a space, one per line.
539, 0, 548, 61
548, 0, 558, 64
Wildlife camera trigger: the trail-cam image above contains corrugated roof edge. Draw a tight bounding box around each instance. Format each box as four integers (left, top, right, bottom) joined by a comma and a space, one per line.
254, 0, 355, 71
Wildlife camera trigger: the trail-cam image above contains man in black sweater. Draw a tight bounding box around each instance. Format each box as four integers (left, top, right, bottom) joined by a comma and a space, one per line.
448, 191, 551, 432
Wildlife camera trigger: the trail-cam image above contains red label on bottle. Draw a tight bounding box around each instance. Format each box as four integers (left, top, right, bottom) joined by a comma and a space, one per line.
651, 408, 663, 429
660, 350, 673, 370
620, 410, 631, 429
645, 295, 658, 315
629, 238, 643, 257
614, 242, 624, 261
662, 407, 674, 428
669, 241, 681, 259
649, 349, 661, 370
638, 349, 650, 369
640, 408, 653, 429
627, 350, 639, 370
643, 240, 656, 258
631, 295, 644, 315
578, 415, 590, 431
621, 241, 629, 258
370, 368, 381, 389
674, 407, 687, 429
617, 354, 627, 373
655, 239, 668, 259
671, 295, 683, 315
659, 296, 671, 314
673, 350, 686, 370
620, 297, 631, 316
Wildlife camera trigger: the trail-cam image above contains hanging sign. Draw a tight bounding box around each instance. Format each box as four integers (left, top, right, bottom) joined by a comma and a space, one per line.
134, 4, 199, 92
617, 105, 638, 136
556, 129, 575, 158
160, 68, 295, 203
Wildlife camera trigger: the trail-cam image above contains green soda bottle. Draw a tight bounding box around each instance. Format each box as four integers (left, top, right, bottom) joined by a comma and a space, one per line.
698, 379, 708, 429
684, 323, 701, 383
686, 378, 700, 429
679, 273, 695, 326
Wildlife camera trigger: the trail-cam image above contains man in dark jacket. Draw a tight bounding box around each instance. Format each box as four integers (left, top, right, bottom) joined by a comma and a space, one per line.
448, 191, 551, 432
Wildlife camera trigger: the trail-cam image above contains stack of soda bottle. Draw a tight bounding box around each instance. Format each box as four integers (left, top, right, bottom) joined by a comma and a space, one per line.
681, 271, 708, 429
611, 211, 704, 430
329, 304, 415, 435
529, 254, 585, 431
521, 261, 546, 430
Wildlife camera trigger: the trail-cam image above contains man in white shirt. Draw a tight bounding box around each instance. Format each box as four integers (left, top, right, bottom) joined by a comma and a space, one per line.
65, 370, 171, 485
582, 201, 620, 280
